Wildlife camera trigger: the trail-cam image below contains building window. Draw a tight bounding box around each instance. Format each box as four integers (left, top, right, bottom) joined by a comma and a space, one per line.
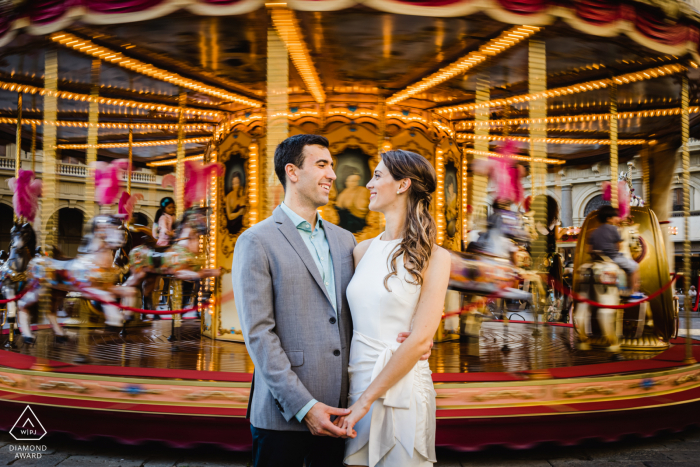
672, 188, 685, 212
584, 195, 610, 218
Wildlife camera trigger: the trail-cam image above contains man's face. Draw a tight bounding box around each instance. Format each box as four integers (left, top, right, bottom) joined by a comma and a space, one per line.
287, 145, 336, 208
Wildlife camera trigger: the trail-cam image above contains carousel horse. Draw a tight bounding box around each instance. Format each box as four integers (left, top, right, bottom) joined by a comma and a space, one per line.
125, 207, 220, 310
17, 214, 137, 343
0, 223, 38, 339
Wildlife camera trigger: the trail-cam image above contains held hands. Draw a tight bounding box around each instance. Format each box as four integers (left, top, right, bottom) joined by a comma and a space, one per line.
333, 397, 371, 439
303, 402, 351, 437
397, 332, 433, 360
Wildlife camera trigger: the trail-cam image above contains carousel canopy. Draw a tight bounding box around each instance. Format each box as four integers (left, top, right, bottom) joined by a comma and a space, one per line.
1, 0, 700, 166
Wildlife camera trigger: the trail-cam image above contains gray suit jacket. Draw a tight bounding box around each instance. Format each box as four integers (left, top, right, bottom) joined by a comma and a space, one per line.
232, 206, 356, 431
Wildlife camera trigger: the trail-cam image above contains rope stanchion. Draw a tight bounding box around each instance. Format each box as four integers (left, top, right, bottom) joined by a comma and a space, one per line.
693, 276, 700, 312
551, 273, 677, 310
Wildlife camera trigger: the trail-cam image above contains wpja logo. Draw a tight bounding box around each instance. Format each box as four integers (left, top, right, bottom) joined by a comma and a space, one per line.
10, 406, 47, 441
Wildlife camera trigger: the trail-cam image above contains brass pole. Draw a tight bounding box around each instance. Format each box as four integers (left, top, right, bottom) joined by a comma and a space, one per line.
15, 93, 22, 179
175, 91, 186, 215
127, 125, 133, 195
681, 72, 695, 364
610, 81, 619, 208
85, 60, 100, 217
31, 124, 36, 173
42, 48, 58, 250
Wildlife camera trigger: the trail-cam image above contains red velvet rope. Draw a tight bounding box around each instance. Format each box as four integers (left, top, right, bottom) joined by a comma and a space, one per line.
551, 273, 677, 310
77, 287, 211, 315
0, 283, 33, 304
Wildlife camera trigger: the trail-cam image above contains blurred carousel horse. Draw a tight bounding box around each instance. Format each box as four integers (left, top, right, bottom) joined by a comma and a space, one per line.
17, 214, 137, 343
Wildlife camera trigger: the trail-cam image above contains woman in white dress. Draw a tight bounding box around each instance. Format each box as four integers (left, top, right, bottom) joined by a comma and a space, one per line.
337, 150, 451, 467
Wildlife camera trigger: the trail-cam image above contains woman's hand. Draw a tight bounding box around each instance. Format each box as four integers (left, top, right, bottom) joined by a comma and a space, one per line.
340, 397, 372, 438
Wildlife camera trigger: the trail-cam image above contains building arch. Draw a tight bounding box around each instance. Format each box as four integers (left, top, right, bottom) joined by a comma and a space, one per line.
574, 185, 605, 222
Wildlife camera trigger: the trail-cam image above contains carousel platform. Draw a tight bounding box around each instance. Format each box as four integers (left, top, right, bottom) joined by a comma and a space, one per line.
1, 319, 700, 451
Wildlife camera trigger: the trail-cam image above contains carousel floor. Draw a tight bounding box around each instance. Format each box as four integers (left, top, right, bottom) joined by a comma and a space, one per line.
0, 319, 666, 374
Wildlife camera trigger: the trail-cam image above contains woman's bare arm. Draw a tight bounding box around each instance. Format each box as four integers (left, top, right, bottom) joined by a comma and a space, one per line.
341, 246, 451, 437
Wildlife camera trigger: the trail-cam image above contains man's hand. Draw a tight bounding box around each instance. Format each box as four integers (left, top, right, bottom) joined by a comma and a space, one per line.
303, 402, 351, 437
397, 331, 433, 360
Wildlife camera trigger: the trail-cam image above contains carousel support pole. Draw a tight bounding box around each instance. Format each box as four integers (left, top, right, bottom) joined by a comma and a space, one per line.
681, 73, 695, 364
85, 60, 100, 217
529, 39, 547, 340
6, 92, 22, 346
127, 125, 133, 195
642, 144, 651, 205
264, 21, 289, 219
610, 82, 619, 209
172, 91, 186, 339
31, 124, 36, 174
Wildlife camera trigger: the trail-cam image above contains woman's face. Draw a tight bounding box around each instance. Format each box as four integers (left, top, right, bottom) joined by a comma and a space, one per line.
345, 174, 360, 189
232, 176, 240, 189
165, 203, 176, 215
366, 160, 403, 213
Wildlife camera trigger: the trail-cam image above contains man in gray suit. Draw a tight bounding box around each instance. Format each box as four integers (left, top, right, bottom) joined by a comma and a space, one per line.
233, 134, 355, 466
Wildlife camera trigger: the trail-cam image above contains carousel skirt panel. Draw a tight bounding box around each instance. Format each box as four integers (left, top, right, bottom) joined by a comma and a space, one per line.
1, 320, 699, 450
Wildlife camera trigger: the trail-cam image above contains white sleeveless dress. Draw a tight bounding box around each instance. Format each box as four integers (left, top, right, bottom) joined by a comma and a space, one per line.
344, 234, 436, 467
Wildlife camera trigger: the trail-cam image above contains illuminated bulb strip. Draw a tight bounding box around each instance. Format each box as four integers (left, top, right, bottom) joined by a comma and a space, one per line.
248, 143, 259, 226
208, 148, 218, 317
0, 117, 213, 131
387, 25, 541, 105
457, 134, 648, 145
433, 120, 454, 137
456, 107, 697, 129
464, 148, 565, 165
57, 136, 211, 149
50, 32, 261, 108
271, 9, 325, 104
147, 154, 204, 167
0, 80, 222, 118
437, 64, 686, 114
435, 149, 445, 245
227, 110, 431, 126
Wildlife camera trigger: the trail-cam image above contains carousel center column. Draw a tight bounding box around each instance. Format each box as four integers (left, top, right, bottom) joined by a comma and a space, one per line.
467, 70, 489, 233
85, 60, 100, 217
264, 10, 289, 219
41, 49, 58, 249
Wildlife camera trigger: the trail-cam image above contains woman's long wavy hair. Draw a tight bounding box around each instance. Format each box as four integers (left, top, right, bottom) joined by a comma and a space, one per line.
381, 150, 437, 291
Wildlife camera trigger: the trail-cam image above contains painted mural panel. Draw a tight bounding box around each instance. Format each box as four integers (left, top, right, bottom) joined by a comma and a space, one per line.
224, 154, 248, 236
333, 148, 371, 234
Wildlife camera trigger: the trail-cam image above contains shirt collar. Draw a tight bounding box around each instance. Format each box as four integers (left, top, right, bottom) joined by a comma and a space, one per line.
280, 203, 324, 232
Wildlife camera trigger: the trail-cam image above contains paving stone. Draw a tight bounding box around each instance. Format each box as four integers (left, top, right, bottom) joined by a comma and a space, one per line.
56, 455, 145, 467
7, 454, 70, 466
548, 462, 646, 467
142, 458, 180, 467
661, 451, 700, 461
462, 461, 550, 467
643, 463, 699, 467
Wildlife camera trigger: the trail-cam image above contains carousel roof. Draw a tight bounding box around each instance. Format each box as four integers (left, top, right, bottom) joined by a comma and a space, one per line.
1, 0, 700, 166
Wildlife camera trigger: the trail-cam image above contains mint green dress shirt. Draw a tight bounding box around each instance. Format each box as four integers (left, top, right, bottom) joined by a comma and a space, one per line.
279, 203, 336, 423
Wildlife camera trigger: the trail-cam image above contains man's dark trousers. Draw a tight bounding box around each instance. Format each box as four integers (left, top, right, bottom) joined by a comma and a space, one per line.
250, 425, 345, 467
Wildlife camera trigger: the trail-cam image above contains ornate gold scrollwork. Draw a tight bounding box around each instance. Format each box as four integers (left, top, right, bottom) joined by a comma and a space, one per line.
0, 375, 19, 387
562, 386, 618, 398
673, 373, 700, 385
38, 381, 90, 393
182, 390, 249, 402
473, 390, 536, 402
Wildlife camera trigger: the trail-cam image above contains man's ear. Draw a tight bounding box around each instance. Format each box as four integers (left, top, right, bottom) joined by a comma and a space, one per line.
285, 163, 298, 184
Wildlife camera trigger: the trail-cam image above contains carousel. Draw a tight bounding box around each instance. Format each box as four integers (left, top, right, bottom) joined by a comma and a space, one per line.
1, 0, 700, 451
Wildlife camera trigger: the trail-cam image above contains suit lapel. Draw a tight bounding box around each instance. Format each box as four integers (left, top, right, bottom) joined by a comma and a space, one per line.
325, 224, 344, 313
274, 207, 333, 308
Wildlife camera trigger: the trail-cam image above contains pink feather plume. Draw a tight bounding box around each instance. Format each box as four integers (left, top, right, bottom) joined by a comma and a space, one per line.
162, 174, 176, 189
7, 169, 42, 223
602, 181, 612, 201
118, 192, 144, 221
600, 181, 631, 218
93, 159, 130, 205
472, 140, 524, 205
184, 160, 223, 208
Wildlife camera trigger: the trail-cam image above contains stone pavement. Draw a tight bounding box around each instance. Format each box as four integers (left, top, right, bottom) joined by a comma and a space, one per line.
2, 427, 700, 467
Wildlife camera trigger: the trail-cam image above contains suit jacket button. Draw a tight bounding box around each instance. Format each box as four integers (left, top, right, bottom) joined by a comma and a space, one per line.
333, 349, 340, 357
329, 317, 336, 324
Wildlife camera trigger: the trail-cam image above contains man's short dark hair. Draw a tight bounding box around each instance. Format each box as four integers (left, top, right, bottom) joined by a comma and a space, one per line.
274, 134, 329, 189
597, 205, 619, 223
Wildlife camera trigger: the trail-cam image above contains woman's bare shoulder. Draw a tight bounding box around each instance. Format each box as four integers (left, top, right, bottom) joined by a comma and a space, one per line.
429, 245, 452, 270
353, 238, 374, 265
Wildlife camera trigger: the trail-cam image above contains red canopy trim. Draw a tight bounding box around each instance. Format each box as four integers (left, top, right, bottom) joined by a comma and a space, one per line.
0, 0, 699, 60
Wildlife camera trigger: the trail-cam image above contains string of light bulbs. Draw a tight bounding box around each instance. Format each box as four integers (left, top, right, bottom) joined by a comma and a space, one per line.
0, 81, 222, 118
455, 106, 700, 129
464, 148, 565, 165
57, 136, 211, 150
50, 32, 261, 108
457, 134, 648, 145
387, 25, 541, 105
0, 117, 214, 131
436, 63, 688, 114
